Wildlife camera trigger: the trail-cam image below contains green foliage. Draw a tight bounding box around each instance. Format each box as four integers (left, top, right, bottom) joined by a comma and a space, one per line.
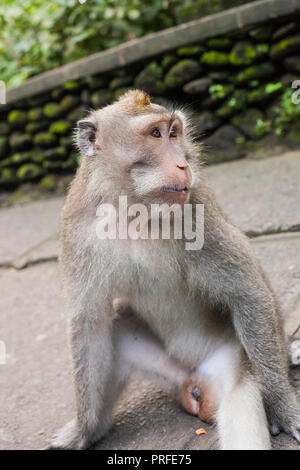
0, 1, 255, 88
273, 88, 300, 136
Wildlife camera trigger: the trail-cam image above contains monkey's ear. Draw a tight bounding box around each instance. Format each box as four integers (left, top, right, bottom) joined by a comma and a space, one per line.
77, 120, 98, 157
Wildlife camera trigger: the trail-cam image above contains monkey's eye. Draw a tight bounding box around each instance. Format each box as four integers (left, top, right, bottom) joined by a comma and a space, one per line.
150, 128, 161, 138
169, 127, 177, 138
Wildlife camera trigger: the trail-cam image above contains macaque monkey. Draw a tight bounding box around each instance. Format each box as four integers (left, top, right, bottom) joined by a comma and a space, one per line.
49, 90, 300, 450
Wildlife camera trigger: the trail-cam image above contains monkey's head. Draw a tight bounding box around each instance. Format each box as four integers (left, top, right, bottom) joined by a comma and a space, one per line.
76, 89, 199, 205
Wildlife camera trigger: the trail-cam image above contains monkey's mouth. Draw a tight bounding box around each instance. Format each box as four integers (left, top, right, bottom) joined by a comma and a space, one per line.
161, 185, 189, 194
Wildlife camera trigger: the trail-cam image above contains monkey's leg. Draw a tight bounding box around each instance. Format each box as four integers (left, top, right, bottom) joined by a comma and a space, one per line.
49, 311, 123, 450
195, 343, 271, 450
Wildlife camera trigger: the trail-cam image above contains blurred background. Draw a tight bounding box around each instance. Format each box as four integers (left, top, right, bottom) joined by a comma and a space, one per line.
0, 0, 299, 450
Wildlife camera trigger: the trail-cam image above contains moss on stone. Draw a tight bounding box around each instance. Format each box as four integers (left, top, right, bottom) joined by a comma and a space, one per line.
51, 88, 65, 101
200, 51, 229, 67
216, 89, 247, 118
31, 152, 45, 163
91, 89, 113, 107
25, 121, 49, 134
39, 175, 57, 191
49, 120, 71, 135
0, 168, 16, 185
206, 38, 233, 51
11, 152, 32, 164
63, 81, 80, 91
9, 132, 32, 150
237, 63, 276, 84
17, 163, 43, 181
165, 59, 202, 88
8, 110, 27, 127
209, 83, 234, 101
248, 82, 283, 104
33, 132, 57, 148
109, 76, 133, 90
42, 146, 67, 160
231, 108, 270, 139
135, 62, 166, 94
59, 136, 74, 149
44, 102, 61, 119
60, 95, 79, 113
161, 55, 177, 70
229, 41, 267, 66
270, 34, 300, 60
28, 107, 43, 121
177, 45, 205, 56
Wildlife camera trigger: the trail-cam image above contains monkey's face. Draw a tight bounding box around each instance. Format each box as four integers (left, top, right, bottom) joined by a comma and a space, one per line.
126, 111, 193, 205
76, 90, 194, 206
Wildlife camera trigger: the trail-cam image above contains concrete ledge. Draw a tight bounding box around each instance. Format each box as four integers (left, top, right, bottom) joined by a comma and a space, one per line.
6, 0, 300, 104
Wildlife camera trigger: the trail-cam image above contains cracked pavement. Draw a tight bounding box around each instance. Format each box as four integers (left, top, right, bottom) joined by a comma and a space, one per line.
0, 151, 299, 450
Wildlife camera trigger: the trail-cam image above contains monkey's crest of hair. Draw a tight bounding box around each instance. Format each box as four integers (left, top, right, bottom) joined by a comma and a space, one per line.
117, 89, 152, 114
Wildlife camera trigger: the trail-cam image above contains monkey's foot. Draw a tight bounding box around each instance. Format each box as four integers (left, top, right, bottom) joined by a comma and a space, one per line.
47, 419, 96, 450
267, 392, 300, 443
178, 378, 217, 424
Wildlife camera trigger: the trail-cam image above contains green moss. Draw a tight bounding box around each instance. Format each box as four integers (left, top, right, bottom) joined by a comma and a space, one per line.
33, 132, 57, 148
200, 51, 229, 67
135, 62, 166, 94
31, 152, 45, 163
9, 133, 32, 150
229, 41, 267, 66
49, 120, 71, 135
44, 102, 61, 119
28, 107, 43, 121
209, 83, 234, 100
284, 56, 300, 74
17, 163, 43, 181
25, 121, 49, 134
60, 95, 79, 113
11, 152, 32, 164
91, 89, 113, 107
248, 82, 283, 104
216, 89, 247, 118
270, 34, 300, 60
0, 136, 8, 158
63, 81, 80, 91
231, 109, 270, 139
39, 175, 57, 191
237, 63, 275, 84
165, 59, 202, 88
206, 38, 232, 51
7, 110, 27, 127
42, 146, 67, 160
177, 45, 205, 56
51, 88, 65, 101
161, 55, 177, 70
109, 76, 133, 90
0, 168, 16, 185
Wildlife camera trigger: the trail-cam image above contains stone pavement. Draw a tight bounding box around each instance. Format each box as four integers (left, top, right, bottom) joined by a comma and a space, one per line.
0, 151, 299, 450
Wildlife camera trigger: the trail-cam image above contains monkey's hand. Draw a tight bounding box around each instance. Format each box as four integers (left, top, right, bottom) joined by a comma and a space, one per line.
47, 419, 96, 450
267, 390, 300, 443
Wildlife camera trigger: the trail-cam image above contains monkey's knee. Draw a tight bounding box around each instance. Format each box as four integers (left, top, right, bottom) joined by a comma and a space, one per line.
178, 378, 217, 424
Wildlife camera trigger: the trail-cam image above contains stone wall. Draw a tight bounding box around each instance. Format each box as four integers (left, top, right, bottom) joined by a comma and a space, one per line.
1, 0, 300, 190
